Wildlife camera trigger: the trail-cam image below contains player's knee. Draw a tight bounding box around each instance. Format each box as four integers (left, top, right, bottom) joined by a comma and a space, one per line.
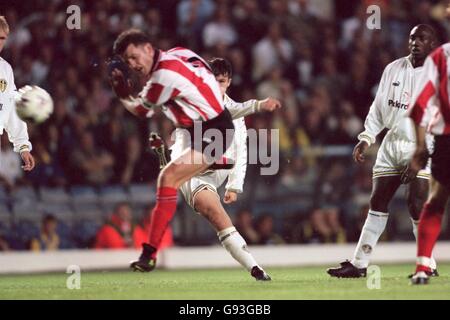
158, 166, 178, 188
369, 196, 388, 213
407, 196, 426, 220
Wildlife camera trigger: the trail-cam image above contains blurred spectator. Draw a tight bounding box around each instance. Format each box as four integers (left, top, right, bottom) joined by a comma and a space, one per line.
94, 202, 144, 249
255, 214, 285, 245
304, 207, 346, 243
26, 139, 66, 187
69, 131, 114, 186
202, 5, 237, 48
30, 214, 61, 251
252, 22, 293, 81
177, 0, 216, 49
234, 209, 259, 245
134, 206, 174, 251
0, 233, 10, 251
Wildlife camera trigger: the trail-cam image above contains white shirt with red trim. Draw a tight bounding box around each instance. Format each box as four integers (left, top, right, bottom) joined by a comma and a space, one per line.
120, 47, 224, 128
409, 43, 450, 135
358, 56, 424, 146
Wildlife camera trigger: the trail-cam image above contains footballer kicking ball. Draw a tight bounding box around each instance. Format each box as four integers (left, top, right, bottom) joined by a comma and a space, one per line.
15, 85, 54, 124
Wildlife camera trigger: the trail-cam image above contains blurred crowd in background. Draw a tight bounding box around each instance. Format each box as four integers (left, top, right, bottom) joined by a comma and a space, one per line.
1, 0, 450, 251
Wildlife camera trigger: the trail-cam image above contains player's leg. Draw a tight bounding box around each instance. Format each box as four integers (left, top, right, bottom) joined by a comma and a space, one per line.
130, 148, 212, 272
352, 176, 401, 267
193, 189, 270, 280
327, 175, 400, 278
411, 178, 449, 284
406, 176, 438, 273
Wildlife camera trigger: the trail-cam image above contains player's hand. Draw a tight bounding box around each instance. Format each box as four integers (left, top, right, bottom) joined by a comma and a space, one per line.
107, 55, 134, 98
352, 140, 369, 163
109, 69, 133, 99
260, 97, 282, 112
401, 147, 429, 184
20, 151, 35, 171
223, 190, 238, 204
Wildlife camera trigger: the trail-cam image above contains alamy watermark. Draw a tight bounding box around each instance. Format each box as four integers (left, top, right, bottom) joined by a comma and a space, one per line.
170, 123, 280, 176
66, 5, 81, 30
66, 265, 81, 290
366, 265, 381, 290
366, 5, 381, 30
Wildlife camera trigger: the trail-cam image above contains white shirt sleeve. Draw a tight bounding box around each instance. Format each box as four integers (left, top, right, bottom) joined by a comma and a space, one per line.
225, 95, 260, 119
5, 65, 32, 153
225, 117, 247, 193
357, 65, 389, 146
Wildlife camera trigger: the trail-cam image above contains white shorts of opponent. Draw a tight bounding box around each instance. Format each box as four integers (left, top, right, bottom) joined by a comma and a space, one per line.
179, 169, 230, 214
373, 131, 432, 180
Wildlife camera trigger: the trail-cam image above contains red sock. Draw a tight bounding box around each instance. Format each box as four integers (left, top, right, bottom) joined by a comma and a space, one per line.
147, 186, 177, 258
416, 203, 444, 273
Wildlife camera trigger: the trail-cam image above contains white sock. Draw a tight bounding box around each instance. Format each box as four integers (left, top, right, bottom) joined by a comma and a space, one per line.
411, 218, 437, 270
218, 226, 258, 272
351, 210, 389, 268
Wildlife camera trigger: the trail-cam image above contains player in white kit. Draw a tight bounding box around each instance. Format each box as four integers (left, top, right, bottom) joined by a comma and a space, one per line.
171, 58, 280, 280
327, 25, 438, 278
0, 16, 34, 172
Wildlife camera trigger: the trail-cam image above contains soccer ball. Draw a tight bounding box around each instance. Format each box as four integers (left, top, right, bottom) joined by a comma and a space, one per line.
15, 85, 54, 124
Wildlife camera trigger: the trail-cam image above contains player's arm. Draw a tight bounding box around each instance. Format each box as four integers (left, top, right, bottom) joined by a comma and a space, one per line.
5, 66, 34, 171
353, 66, 389, 163
226, 96, 281, 120
224, 118, 248, 204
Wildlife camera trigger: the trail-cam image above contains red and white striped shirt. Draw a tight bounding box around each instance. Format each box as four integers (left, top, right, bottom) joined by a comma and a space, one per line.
120, 47, 224, 127
409, 43, 450, 135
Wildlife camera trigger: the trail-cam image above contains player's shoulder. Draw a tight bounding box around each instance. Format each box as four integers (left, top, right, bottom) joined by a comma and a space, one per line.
224, 94, 237, 106
0, 56, 13, 72
384, 56, 410, 72
428, 43, 450, 62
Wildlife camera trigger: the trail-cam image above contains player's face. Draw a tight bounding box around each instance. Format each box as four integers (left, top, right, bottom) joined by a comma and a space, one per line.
0, 29, 8, 54
409, 27, 435, 59
215, 74, 231, 96
123, 43, 154, 77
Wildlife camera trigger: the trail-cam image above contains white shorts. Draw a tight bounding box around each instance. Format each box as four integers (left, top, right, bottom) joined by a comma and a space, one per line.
180, 169, 229, 213
373, 133, 431, 180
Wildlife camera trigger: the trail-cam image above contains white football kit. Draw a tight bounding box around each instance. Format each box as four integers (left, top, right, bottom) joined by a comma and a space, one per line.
171, 94, 261, 212
358, 56, 431, 179
0, 57, 32, 153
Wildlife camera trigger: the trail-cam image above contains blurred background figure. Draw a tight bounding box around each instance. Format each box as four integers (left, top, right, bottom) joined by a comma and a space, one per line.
254, 214, 285, 245
30, 214, 61, 251
94, 202, 142, 249
234, 209, 260, 245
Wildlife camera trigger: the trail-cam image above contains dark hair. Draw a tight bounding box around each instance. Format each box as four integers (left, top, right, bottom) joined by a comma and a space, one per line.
113, 29, 152, 55
43, 214, 57, 224
209, 57, 232, 78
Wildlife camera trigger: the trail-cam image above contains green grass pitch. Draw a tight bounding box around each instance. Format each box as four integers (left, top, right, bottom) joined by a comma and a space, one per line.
1, 264, 449, 300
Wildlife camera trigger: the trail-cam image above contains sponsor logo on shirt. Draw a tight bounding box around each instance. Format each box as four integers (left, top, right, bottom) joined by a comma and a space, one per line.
388, 99, 408, 110
392, 81, 400, 86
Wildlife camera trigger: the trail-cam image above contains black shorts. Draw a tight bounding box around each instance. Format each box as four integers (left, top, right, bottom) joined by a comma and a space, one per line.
187, 108, 235, 165
431, 135, 450, 189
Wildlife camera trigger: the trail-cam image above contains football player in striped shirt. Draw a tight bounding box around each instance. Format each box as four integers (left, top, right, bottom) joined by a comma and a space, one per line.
109, 29, 281, 273
408, 40, 450, 284
172, 58, 280, 280
327, 25, 439, 278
